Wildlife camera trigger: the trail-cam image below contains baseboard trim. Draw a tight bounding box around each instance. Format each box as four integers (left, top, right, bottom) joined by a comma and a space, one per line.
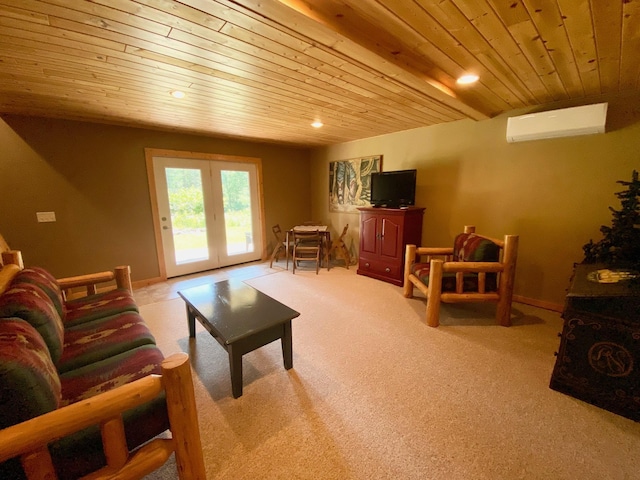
132, 276, 164, 290
514, 295, 563, 313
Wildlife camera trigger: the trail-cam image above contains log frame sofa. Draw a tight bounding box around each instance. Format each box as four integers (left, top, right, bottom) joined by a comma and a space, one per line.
0, 248, 206, 479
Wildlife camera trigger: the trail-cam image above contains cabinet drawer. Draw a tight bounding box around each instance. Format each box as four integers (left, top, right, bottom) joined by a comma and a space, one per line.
358, 257, 402, 279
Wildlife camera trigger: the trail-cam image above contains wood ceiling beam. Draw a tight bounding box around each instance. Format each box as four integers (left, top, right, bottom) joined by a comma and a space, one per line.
227, 0, 490, 121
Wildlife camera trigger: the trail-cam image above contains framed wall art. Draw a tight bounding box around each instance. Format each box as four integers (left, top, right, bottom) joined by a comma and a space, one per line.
329, 155, 382, 213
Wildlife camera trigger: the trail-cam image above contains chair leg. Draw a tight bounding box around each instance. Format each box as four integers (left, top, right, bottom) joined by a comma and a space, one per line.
496, 297, 513, 327
269, 244, 283, 268
403, 244, 416, 298
496, 235, 518, 327
426, 259, 443, 327
342, 245, 351, 269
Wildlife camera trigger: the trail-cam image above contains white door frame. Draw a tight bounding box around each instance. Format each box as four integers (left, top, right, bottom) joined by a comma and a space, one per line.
145, 148, 267, 280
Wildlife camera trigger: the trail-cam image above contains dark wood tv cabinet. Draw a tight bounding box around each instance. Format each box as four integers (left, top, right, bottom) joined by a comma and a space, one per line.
357, 207, 424, 286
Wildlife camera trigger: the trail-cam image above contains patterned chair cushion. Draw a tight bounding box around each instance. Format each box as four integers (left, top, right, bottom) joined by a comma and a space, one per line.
59, 344, 164, 406
410, 264, 498, 292
453, 233, 500, 262
0, 283, 65, 363
57, 312, 157, 374
10, 267, 65, 320
64, 289, 139, 327
0, 318, 61, 429
411, 233, 500, 292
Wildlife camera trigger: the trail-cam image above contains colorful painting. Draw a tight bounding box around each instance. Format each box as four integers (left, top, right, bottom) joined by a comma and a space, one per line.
329, 155, 382, 212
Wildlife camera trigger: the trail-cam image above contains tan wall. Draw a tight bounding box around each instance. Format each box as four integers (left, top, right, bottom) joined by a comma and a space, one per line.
0, 115, 311, 281
310, 93, 640, 308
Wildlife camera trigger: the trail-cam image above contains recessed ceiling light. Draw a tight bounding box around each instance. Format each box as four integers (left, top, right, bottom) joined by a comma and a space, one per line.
456, 74, 479, 85
311, 121, 323, 128
170, 90, 186, 98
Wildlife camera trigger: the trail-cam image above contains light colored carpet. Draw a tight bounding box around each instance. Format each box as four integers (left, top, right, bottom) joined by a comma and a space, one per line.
140, 267, 640, 480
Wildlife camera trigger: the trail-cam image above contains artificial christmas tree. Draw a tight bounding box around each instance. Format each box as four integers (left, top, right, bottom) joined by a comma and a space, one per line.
582, 170, 640, 275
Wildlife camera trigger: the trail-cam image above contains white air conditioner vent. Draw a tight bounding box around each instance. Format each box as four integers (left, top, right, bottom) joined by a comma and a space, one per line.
506, 103, 608, 143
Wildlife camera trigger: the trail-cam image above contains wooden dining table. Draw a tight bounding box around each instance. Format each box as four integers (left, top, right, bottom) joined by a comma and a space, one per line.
285, 225, 332, 271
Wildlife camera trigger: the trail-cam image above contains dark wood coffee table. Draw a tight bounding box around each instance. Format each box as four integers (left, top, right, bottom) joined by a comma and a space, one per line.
178, 280, 300, 398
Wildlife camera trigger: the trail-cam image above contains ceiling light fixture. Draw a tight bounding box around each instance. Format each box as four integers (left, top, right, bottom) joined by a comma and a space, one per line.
456, 74, 479, 85
170, 90, 186, 98
311, 121, 323, 128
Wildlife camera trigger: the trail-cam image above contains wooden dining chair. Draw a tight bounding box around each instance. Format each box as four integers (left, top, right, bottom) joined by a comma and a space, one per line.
291, 229, 322, 274
328, 224, 351, 268
269, 224, 292, 269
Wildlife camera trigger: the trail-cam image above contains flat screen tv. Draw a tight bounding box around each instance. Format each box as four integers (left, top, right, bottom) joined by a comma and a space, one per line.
370, 169, 417, 208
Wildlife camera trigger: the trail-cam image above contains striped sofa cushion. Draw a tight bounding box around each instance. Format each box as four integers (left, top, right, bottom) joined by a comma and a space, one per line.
59, 344, 164, 406
0, 283, 65, 363
57, 312, 157, 373
64, 289, 139, 327
11, 267, 65, 320
0, 318, 61, 429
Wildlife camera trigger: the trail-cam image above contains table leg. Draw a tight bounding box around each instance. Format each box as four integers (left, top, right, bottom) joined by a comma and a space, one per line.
285, 231, 290, 270
227, 344, 244, 398
324, 232, 331, 271
281, 321, 293, 370
186, 305, 196, 338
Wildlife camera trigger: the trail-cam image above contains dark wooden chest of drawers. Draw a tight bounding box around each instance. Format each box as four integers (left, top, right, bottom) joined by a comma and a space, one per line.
550, 263, 640, 421
357, 207, 424, 286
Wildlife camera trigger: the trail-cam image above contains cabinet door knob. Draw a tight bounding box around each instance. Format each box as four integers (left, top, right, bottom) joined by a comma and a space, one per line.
365, 263, 370, 267
385, 267, 390, 273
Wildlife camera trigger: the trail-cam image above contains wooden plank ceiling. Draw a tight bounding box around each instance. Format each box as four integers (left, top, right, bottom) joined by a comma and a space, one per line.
0, 0, 638, 146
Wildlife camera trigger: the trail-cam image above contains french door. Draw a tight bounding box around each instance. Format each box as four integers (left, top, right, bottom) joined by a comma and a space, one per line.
151, 155, 263, 278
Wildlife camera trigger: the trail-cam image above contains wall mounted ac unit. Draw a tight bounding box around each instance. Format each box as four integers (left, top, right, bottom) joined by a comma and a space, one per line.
506, 103, 608, 143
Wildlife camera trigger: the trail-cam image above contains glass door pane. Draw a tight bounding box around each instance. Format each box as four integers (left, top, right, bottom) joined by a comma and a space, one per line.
221, 170, 254, 256
166, 167, 209, 264
153, 157, 219, 278
152, 155, 262, 277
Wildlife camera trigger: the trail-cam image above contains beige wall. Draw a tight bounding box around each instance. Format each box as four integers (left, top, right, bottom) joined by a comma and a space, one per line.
0, 115, 311, 281
3, 92, 639, 307
310, 93, 640, 308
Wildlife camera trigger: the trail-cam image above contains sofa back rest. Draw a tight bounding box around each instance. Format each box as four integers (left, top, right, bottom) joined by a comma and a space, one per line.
0, 318, 61, 429
453, 233, 500, 262
11, 268, 66, 320
0, 283, 65, 364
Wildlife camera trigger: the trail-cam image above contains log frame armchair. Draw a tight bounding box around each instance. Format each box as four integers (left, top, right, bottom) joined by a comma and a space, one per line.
403, 226, 519, 327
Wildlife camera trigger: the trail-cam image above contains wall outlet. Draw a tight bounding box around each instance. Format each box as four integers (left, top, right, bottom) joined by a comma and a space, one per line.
36, 211, 56, 223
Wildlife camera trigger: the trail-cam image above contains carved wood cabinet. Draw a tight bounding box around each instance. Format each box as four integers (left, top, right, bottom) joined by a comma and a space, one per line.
549, 263, 640, 421
357, 207, 424, 286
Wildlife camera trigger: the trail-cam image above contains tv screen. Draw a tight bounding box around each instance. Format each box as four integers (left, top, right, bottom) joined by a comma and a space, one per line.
370, 169, 417, 208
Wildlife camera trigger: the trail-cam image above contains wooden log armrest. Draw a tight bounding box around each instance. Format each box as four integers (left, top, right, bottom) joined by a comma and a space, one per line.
1, 250, 24, 269
0, 353, 206, 480
414, 247, 454, 256
0, 249, 133, 298
441, 261, 505, 273
57, 265, 133, 297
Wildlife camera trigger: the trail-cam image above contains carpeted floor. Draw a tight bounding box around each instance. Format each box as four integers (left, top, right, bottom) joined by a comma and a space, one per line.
140, 266, 640, 480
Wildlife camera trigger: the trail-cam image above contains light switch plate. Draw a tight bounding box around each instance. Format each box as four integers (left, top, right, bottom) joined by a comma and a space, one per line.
36, 211, 56, 223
